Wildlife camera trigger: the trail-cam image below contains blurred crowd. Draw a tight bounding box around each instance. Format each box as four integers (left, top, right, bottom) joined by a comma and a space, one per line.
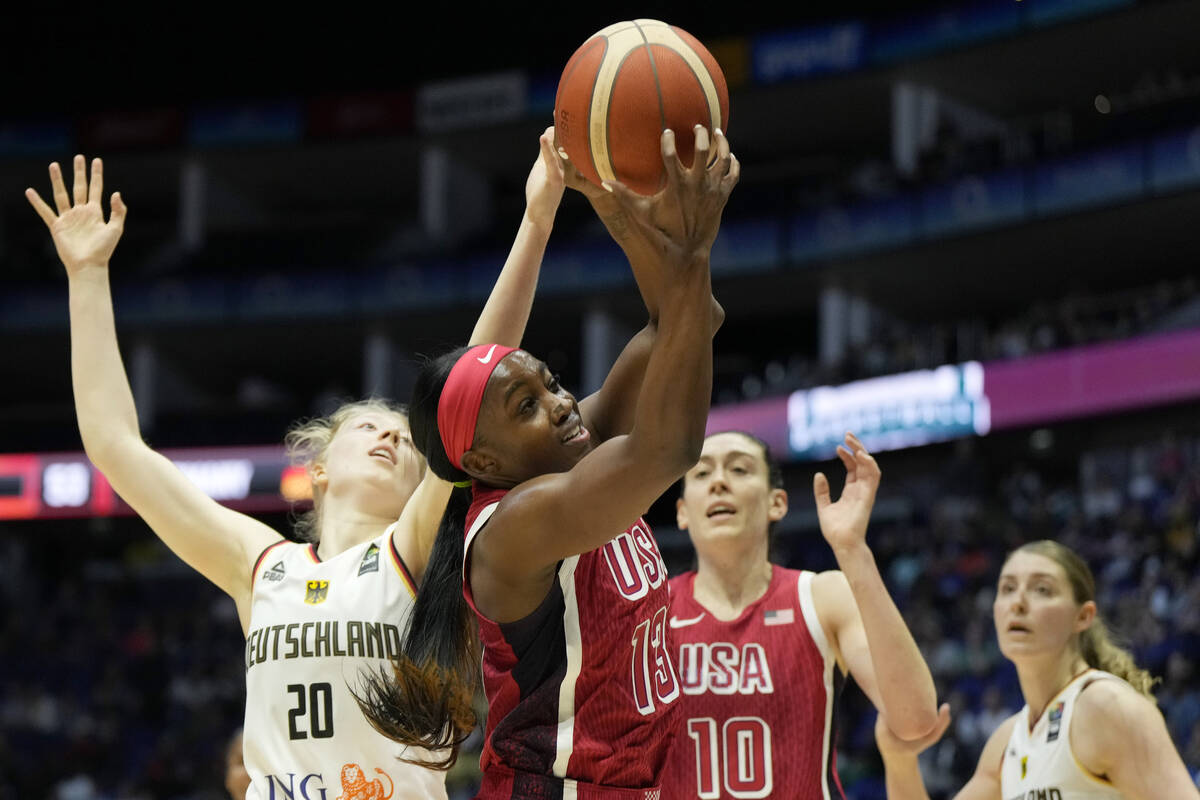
717, 276, 1200, 404
2, 426, 1197, 799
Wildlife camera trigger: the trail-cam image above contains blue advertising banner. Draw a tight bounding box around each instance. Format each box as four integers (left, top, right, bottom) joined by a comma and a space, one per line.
752, 22, 866, 84
115, 279, 230, 325
1033, 144, 1145, 216
0, 121, 72, 157
1150, 126, 1200, 193
189, 102, 304, 147
711, 219, 784, 276
1024, 0, 1134, 28
871, 1, 1020, 64
357, 263, 460, 313
237, 272, 350, 319
537, 242, 634, 296
790, 195, 916, 264
919, 169, 1027, 238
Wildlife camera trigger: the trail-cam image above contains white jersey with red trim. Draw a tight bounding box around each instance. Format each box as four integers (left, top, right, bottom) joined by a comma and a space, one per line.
1000, 669, 1128, 800
242, 525, 445, 800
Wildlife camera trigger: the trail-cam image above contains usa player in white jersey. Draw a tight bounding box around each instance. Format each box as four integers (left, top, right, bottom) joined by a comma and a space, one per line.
875, 540, 1199, 800
26, 132, 575, 799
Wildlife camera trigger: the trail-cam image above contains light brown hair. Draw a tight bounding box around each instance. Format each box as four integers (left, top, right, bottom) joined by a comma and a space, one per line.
1010, 540, 1158, 700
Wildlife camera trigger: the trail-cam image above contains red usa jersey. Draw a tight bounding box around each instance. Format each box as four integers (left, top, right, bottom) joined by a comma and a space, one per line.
464, 485, 680, 800
660, 566, 846, 800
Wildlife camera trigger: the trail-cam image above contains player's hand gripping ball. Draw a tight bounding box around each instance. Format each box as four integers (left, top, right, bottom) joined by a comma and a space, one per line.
554, 19, 730, 196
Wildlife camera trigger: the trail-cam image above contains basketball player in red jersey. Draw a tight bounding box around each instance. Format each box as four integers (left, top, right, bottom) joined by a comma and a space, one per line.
661, 430, 939, 799
357, 126, 738, 798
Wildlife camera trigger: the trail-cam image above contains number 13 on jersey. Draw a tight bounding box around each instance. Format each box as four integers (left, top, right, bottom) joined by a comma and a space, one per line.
631, 605, 680, 715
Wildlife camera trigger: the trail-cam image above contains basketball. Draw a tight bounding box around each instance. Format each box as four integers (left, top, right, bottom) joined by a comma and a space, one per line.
554, 19, 730, 196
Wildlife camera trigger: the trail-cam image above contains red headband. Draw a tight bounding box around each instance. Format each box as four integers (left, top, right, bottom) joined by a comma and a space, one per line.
438, 344, 517, 471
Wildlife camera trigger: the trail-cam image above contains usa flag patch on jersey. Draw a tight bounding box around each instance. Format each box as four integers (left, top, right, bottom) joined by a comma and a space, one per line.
764, 608, 794, 626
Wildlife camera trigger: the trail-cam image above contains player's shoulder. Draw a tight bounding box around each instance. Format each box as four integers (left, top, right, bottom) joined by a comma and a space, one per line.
1071, 672, 1165, 780
809, 569, 852, 607
1074, 673, 1156, 729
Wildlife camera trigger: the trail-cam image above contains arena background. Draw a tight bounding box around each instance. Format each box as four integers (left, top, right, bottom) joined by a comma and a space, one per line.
2, 2, 1199, 797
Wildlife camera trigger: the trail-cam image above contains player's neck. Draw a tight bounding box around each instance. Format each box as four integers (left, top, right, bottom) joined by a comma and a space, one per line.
1016, 652, 1089, 727
692, 549, 773, 621
313, 499, 395, 560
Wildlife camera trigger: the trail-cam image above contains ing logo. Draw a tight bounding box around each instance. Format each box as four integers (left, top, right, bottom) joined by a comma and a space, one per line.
305, 580, 330, 604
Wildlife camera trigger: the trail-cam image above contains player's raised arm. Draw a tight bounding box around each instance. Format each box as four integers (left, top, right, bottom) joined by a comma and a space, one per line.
27, 156, 281, 629
811, 433, 940, 740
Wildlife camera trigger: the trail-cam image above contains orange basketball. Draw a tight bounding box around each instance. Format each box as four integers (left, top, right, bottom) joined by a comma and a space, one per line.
554, 19, 730, 196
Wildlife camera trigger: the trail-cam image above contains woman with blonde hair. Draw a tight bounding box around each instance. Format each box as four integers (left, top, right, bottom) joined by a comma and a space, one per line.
26, 129, 591, 799
875, 539, 1198, 799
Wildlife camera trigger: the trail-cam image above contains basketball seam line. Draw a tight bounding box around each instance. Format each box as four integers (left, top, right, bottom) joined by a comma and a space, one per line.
633, 20, 669, 191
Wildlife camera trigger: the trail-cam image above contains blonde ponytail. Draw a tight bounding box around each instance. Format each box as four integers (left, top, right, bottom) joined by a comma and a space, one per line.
1078, 616, 1159, 701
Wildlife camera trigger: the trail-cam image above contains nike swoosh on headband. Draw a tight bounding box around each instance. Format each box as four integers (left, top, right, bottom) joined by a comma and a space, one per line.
476, 344, 499, 364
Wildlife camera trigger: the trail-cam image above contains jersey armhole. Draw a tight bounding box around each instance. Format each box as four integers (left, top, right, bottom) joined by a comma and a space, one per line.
249, 539, 289, 600
387, 535, 419, 598
797, 570, 834, 663
463, 501, 500, 583
1069, 673, 1121, 787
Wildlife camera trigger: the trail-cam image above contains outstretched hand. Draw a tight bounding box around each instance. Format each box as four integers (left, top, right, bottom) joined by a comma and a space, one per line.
526, 127, 568, 228
875, 703, 952, 757
26, 155, 126, 276
813, 432, 882, 554
603, 125, 739, 263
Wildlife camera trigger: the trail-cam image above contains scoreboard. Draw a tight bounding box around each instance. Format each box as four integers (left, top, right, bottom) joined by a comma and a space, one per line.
0, 446, 309, 520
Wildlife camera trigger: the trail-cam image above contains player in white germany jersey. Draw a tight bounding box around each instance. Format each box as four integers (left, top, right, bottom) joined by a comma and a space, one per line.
27, 132, 582, 798
875, 540, 1199, 800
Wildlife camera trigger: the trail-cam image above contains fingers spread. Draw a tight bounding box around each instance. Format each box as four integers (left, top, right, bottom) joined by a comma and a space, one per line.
72, 154, 87, 206
49, 162, 70, 214
722, 152, 741, 189
25, 188, 57, 227
713, 128, 730, 163
88, 158, 104, 205
658, 128, 689, 192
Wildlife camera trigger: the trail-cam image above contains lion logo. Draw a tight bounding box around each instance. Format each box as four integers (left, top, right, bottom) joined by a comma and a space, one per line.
336, 763, 393, 800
